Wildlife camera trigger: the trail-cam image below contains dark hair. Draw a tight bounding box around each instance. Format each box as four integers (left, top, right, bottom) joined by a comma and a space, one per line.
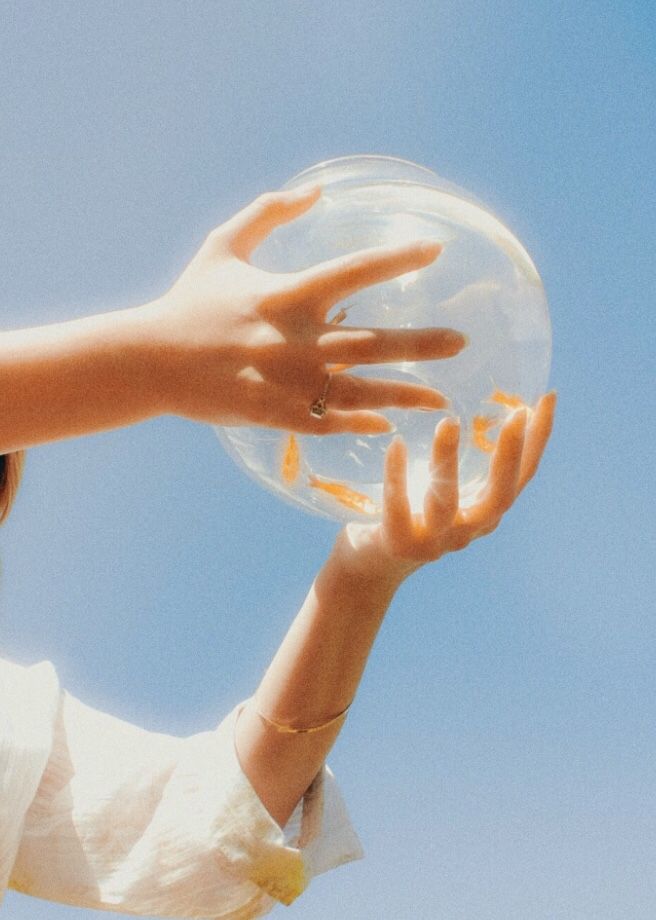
0, 451, 26, 524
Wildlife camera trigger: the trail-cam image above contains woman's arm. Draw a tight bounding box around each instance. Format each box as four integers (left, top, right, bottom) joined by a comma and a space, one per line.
0, 185, 466, 454
0, 307, 166, 453
235, 392, 556, 827
234, 548, 398, 828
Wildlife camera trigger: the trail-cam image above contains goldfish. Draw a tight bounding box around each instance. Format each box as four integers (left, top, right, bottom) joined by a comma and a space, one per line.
308, 475, 378, 514
472, 415, 498, 453
489, 388, 526, 410
472, 388, 530, 452
326, 304, 357, 373
330, 307, 349, 324
281, 433, 300, 484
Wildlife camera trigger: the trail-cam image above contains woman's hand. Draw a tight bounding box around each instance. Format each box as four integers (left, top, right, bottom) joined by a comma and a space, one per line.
146, 184, 467, 435
333, 392, 557, 586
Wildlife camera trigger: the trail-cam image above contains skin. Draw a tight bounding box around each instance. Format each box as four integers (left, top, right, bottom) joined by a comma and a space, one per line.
0, 184, 465, 453
0, 184, 555, 854
235, 392, 556, 827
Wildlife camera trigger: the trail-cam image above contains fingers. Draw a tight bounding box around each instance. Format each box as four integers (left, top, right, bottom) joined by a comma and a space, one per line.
424, 417, 460, 532
383, 437, 413, 542
486, 408, 527, 513
247, 380, 394, 435
317, 325, 467, 364
218, 185, 322, 260
293, 239, 443, 309
462, 407, 527, 529
301, 410, 394, 436
328, 374, 448, 411
262, 375, 447, 437
518, 391, 557, 492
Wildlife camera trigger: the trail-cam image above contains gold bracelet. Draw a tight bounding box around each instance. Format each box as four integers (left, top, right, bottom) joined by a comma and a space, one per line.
255, 701, 352, 735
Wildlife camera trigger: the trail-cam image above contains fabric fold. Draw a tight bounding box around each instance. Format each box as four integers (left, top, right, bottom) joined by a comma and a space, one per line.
2, 657, 363, 918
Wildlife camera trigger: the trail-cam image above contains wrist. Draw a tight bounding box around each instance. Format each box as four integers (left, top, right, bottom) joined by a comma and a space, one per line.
325, 529, 412, 599
90, 302, 174, 421
132, 294, 239, 423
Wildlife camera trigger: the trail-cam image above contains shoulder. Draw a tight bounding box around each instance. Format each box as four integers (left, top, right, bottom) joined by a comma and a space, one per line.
0, 656, 60, 716
0, 655, 61, 759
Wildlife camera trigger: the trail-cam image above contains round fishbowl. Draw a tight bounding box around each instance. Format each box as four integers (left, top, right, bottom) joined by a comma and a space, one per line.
215, 155, 552, 523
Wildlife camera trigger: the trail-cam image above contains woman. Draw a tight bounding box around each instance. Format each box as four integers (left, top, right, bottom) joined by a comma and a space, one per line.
0, 184, 555, 918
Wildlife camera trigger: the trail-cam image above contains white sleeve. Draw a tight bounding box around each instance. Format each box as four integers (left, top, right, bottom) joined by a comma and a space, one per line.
8, 680, 363, 919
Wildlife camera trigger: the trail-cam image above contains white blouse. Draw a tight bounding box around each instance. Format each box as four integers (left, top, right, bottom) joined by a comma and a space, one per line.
0, 657, 363, 918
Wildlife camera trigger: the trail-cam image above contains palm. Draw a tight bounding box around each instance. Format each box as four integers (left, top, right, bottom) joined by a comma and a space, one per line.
340, 392, 556, 582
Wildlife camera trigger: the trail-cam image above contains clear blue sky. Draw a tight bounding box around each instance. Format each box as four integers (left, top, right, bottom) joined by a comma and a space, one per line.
1, 2, 654, 918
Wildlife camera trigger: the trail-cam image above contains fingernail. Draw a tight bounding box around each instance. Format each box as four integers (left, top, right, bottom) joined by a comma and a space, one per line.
442, 331, 468, 352
292, 182, 322, 198
370, 418, 395, 434
441, 415, 460, 430
418, 239, 443, 257
418, 393, 449, 410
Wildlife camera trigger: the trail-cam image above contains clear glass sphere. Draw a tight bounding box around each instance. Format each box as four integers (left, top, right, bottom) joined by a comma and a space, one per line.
215, 155, 552, 523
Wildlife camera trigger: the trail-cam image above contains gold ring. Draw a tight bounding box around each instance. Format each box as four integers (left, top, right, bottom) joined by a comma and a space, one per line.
310, 374, 332, 419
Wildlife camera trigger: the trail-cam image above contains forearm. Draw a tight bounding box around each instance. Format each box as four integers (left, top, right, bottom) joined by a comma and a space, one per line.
0, 303, 167, 452
234, 542, 403, 828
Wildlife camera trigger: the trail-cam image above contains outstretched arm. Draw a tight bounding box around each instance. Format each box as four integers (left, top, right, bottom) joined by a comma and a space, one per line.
0, 185, 465, 454
235, 392, 556, 827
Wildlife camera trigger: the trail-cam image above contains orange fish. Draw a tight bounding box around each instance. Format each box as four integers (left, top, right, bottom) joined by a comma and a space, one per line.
472, 415, 498, 453
308, 475, 378, 514
489, 388, 526, 410
327, 307, 354, 373
327, 305, 356, 372
330, 307, 349, 325
281, 433, 300, 484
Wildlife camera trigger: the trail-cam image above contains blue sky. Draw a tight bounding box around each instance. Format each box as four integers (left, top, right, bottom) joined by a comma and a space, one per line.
1, 1, 654, 918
